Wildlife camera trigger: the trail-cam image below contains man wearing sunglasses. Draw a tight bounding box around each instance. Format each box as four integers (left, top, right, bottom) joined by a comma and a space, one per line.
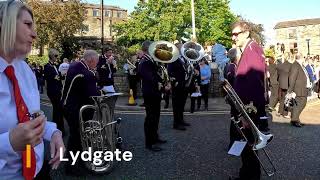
44, 49, 65, 135
229, 21, 267, 180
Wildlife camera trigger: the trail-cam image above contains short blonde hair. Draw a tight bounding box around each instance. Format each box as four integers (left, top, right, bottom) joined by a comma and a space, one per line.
0, 1, 33, 56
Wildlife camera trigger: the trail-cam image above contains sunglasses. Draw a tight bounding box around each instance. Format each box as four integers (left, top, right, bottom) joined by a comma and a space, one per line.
231, 31, 244, 37
54, 55, 59, 58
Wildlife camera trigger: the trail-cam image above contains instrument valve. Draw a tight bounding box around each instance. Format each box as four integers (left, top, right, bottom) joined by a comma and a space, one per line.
116, 117, 122, 124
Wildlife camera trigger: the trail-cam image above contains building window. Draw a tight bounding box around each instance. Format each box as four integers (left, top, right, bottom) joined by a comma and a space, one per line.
288, 29, 297, 39
117, 11, 122, 18
105, 10, 111, 17
289, 42, 298, 54
93, 9, 99, 17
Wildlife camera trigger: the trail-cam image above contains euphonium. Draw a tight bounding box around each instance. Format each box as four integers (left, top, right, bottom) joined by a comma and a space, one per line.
79, 93, 123, 174
62, 73, 123, 174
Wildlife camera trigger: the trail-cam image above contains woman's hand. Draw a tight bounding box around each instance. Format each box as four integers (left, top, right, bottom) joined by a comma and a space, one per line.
9, 115, 47, 151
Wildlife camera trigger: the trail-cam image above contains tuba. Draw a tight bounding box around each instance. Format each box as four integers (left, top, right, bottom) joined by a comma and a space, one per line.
148, 41, 180, 88
222, 80, 276, 176
181, 41, 205, 87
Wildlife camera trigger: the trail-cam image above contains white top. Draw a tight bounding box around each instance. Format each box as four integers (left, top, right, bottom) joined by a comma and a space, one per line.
0, 57, 59, 179
58, 62, 69, 76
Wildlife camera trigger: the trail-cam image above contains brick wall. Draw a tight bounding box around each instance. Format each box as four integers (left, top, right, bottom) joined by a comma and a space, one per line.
113, 68, 223, 97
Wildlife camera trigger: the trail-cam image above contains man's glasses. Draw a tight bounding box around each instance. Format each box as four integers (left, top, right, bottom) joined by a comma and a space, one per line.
54, 55, 59, 58
231, 31, 244, 37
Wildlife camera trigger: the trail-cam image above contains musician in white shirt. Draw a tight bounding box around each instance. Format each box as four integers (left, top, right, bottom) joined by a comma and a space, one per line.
0, 1, 65, 179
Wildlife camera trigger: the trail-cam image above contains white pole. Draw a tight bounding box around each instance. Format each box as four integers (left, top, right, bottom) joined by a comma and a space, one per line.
191, 0, 196, 41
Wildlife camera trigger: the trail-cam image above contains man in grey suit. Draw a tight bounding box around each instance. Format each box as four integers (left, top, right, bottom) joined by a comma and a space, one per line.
277, 54, 292, 118
287, 53, 311, 127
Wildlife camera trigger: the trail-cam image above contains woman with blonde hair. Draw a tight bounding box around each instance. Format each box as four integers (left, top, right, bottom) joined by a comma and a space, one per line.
0, 1, 64, 179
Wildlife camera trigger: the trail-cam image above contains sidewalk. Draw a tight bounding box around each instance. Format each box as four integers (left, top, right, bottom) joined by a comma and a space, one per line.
40, 92, 230, 112
40, 91, 319, 112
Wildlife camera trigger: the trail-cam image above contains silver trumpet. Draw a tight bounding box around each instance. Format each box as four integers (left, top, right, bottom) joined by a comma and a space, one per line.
222, 80, 276, 176
79, 93, 123, 174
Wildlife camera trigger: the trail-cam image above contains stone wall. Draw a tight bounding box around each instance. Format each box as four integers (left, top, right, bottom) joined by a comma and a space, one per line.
275, 24, 320, 55
113, 68, 224, 97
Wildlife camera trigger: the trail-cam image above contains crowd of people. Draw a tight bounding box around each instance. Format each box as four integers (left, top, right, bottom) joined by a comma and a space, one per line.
266, 52, 320, 127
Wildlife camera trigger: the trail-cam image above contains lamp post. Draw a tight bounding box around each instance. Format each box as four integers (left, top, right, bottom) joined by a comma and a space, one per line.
306, 38, 310, 55
101, 0, 104, 55
191, 0, 196, 41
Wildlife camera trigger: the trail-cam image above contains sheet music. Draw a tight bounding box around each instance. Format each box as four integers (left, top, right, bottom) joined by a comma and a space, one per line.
228, 141, 247, 156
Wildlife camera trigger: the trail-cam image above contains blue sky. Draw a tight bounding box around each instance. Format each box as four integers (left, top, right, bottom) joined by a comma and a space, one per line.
86, 0, 320, 44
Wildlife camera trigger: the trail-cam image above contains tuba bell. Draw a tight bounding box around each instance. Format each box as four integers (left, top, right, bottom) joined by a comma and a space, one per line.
181, 41, 205, 62
148, 41, 180, 87
181, 41, 205, 87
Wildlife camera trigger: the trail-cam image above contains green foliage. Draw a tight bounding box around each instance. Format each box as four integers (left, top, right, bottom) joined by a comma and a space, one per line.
27, 55, 49, 66
264, 46, 275, 58
27, 0, 85, 56
114, 0, 237, 48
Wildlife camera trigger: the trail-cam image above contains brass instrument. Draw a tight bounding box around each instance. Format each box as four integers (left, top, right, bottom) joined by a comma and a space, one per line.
222, 80, 276, 176
62, 73, 123, 174
181, 41, 205, 87
148, 41, 180, 90
79, 93, 123, 174
126, 59, 137, 75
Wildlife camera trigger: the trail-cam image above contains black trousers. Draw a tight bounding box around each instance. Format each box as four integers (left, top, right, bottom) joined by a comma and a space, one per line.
143, 95, 161, 146
197, 84, 209, 109
278, 89, 288, 116
269, 84, 279, 108
230, 109, 261, 180
48, 93, 65, 134
172, 87, 187, 126
291, 96, 307, 123
128, 75, 138, 99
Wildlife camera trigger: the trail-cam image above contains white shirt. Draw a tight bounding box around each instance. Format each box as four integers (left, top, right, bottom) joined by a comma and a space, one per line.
58, 62, 69, 76
0, 57, 58, 179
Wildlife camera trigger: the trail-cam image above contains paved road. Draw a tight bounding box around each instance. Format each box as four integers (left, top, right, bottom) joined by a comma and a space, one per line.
41, 100, 320, 180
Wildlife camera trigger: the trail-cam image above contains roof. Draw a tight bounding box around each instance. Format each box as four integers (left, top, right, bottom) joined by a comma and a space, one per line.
83, 3, 127, 11
274, 18, 320, 29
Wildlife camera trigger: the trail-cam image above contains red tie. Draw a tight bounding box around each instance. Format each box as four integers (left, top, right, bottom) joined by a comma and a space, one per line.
5, 66, 36, 180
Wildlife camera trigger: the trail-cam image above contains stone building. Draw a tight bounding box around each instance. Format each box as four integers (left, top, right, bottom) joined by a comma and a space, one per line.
79, 3, 128, 42
274, 18, 320, 56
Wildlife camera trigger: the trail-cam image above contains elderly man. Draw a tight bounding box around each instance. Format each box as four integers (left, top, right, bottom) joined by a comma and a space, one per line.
229, 21, 267, 180
288, 53, 311, 127
61, 50, 102, 175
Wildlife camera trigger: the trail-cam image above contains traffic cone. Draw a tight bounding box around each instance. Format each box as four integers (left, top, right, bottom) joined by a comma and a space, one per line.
128, 89, 137, 106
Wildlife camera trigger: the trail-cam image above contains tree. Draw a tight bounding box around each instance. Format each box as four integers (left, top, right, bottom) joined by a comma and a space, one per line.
114, 0, 237, 48
27, 0, 85, 58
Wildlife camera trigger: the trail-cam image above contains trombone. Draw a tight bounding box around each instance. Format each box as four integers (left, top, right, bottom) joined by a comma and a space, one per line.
223, 80, 276, 176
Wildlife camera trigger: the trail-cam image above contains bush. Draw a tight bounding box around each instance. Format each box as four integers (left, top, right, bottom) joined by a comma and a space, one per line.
27, 55, 49, 66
